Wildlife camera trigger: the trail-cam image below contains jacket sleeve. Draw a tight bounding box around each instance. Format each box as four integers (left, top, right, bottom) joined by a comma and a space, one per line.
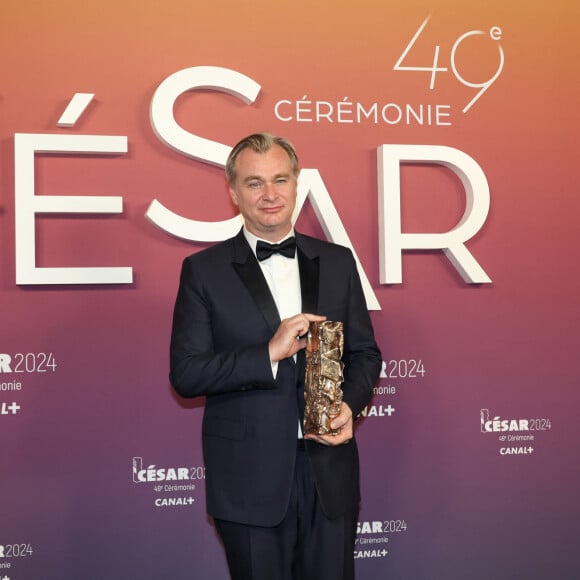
169, 256, 276, 398
338, 251, 382, 418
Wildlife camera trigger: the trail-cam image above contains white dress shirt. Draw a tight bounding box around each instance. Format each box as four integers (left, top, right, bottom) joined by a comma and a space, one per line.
243, 227, 303, 437
243, 227, 302, 331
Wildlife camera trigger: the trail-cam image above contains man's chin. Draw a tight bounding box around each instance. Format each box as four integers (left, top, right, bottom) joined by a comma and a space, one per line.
259, 218, 291, 230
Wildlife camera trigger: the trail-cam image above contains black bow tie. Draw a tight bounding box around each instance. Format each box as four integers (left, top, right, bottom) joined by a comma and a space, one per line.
256, 237, 296, 261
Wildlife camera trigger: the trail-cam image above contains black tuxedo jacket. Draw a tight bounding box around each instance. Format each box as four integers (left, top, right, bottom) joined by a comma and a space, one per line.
170, 229, 381, 526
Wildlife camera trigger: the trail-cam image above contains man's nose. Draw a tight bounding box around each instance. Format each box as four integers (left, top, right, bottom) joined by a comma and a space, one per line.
261, 182, 276, 200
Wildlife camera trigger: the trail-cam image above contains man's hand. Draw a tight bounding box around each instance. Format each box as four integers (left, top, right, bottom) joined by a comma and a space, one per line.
304, 402, 354, 447
268, 313, 326, 362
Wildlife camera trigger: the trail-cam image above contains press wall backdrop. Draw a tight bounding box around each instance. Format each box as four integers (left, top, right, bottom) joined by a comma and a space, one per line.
1, 1, 579, 579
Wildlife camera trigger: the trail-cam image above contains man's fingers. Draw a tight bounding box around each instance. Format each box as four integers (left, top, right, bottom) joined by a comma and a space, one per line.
269, 314, 327, 361
330, 403, 353, 431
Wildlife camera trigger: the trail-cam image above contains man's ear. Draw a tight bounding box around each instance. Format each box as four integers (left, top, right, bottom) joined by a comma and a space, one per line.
228, 185, 239, 206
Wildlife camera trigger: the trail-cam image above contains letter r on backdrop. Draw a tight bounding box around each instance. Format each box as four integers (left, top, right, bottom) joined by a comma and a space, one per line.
377, 145, 492, 284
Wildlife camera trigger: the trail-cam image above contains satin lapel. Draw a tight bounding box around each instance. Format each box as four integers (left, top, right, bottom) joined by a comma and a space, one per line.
297, 247, 319, 314
231, 232, 281, 335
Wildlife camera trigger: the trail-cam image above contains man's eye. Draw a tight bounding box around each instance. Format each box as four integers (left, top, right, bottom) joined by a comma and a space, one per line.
248, 181, 262, 189
275, 178, 287, 184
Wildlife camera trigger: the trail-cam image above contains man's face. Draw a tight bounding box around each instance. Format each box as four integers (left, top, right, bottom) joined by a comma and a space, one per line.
229, 144, 298, 242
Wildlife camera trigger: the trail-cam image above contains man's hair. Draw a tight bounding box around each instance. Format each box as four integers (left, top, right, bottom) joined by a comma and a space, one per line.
225, 132, 300, 185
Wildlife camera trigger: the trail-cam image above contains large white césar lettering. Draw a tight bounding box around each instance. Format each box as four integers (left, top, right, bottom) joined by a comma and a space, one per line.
14, 66, 491, 309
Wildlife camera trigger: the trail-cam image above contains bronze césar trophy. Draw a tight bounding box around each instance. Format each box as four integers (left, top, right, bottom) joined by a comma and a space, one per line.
304, 321, 345, 435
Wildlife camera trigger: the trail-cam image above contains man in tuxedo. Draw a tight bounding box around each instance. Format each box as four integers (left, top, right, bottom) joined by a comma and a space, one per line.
170, 133, 381, 580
